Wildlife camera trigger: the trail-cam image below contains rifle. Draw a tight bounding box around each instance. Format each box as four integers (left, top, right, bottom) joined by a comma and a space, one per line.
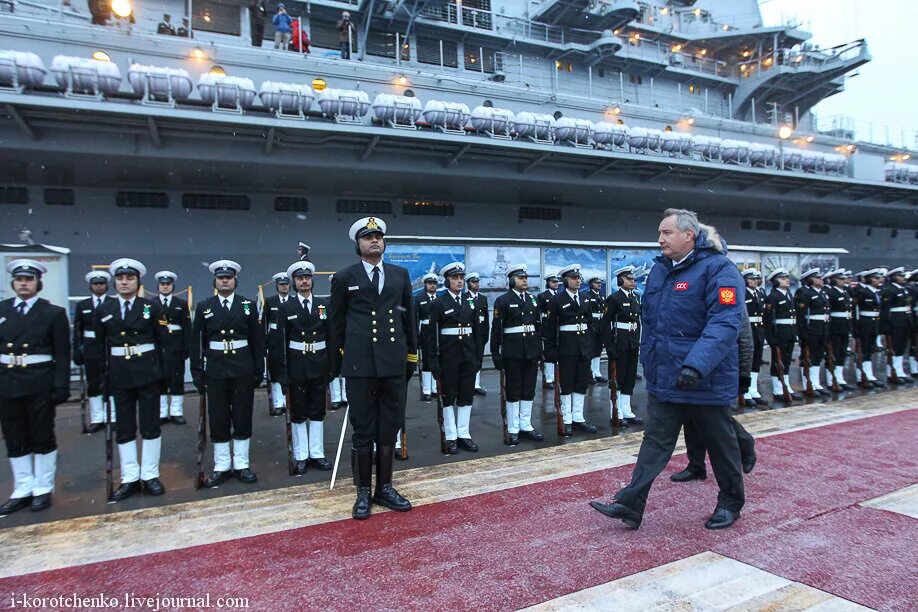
554, 360, 563, 435
825, 339, 841, 392
772, 345, 793, 403
195, 392, 207, 489
608, 357, 619, 428
329, 404, 349, 491
498, 368, 510, 445
103, 338, 114, 501
399, 430, 408, 460
434, 375, 447, 454
79, 366, 88, 434
885, 333, 895, 382
802, 343, 815, 398
325, 383, 333, 412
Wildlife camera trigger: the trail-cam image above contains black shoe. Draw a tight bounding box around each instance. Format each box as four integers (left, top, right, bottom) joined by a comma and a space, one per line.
474, 387, 487, 396
30, 493, 51, 512
588, 501, 642, 529
858, 381, 874, 389
839, 383, 854, 391
142, 478, 165, 496
294, 460, 308, 475
203, 470, 230, 488
0, 496, 31, 515
670, 468, 707, 483
109, 480, 141, 502
309, 457, 333, 471
871, 380, 886, 388
352, 487, 372, 520
888, 376, 906, 385
170, 415, 187, 425
753, 397, 769, 406
705, 507, 740, 530
394, 449, 409, 461
572, 421, 597, 434
446, 440, 459, 455
234, 468, 258, 483
269, 407, 285, 417
160, 417, 170, 425
790, 391, 803, 400
624, 416, 644, 426
743, 453, 757, 475
816, 388, 832, 397
506, 433, 519, 446
86, 423, 105, 434
340, 401, 348, 408
372, 484, 413, 512
562, 424, 573, 437
519, 429, 544, 442
422, 394, 432, 402
330, 401, 342, 411
457, 438, 479, 452
594, 375, 608, 383
543, 382, 555, 390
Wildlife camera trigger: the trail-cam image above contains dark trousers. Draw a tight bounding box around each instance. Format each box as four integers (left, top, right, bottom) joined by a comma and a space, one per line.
503, 358, 538, 402
613, 348, 639, 394
589, 331, 602, 358
251, 22, 264, 47
267, 354, 284, 383
162, 351, 185, 395
206, 375, 254, 442
558, 354, 590, 395
615, 393, 745, 515
346, 376, 406, 449
801, 331, 827, 365
440, 356, 476, 407
751, 333, 764, 370
888, 327, 909, 355
769, 339, 795, 377
1, 392, 56, 457
684, 417, 754, 474
340, 41, 351, 60
829, 332, 849, 366
85, 357, 104, 396
289, 378, 327, 423
112, 381, 161, 444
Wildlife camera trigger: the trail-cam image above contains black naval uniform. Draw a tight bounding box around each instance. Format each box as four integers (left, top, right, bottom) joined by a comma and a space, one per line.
763, 288, 798, 394
745, 285, 765, 379
537, 287, 557, 386
909, 279, 918, 373
429, 290, 480, 451
0, 297, 70, 512
601, 288, 641, 396
280, 293, 332, 471
467, 289, 490, 390
73, 294, 113, 427
582, 287, 606, 381
880, 281, 912, 382
490, 288, 542, 405
795, 284, 831, 393
264, 293, 292, 413
544, 289, 597, 433
415, 291, 438, 398
852, 283, 882, 385
157, 293, 192, 416
826, 284, 853, 382
190, 293, 265, 480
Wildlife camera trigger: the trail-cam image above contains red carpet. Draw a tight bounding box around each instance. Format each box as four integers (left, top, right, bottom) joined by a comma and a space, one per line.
1, 411, 915, 611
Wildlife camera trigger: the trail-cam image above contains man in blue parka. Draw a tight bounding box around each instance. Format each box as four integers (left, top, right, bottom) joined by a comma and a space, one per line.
591, 208, 746, 530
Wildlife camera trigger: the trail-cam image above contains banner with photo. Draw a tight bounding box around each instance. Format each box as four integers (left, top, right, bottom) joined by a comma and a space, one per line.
728, 251, 761, 274
544, 247, 607, 295
466, 246, 542, 296
608, 248, 658, 294
761, 254, 802, 292
386, 244, 465, 294
800, 254, 839, 277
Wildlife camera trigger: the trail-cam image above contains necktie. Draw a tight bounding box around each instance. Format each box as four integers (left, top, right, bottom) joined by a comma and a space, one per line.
123, 300, 131, 319
223, 298, 230, 311
574, 293, 579, 307
163, 298, 169, 308
96, 298, 102, 309
306, 299, 311, 313
16, 302, 26, 316
371, 266, 380, 295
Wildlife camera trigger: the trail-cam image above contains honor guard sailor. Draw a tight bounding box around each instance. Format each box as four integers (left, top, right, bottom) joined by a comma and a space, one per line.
537, 274, 560, 389
265, 272, 292, 417
0, 260, 70, 515
297, 242, 311, 262
73, 270, 114, 433
825, 269, 854, 390
490, 264, 544, 445
328, 217, 418, 520
543, 264, 598, 436
465, 272, 490, 396
880, 266, 913, 384
191, 260, 265, 488
601, 266, 644, 425
429, 262, 481, 453
280, 261, 332, 473
154, 271, 192, 425
583, 276, 607, 384
763, 269, 803, 401
852, 268, 884, 388
327, 274, 349, 410
415, 273, 439, 401
795, 268, 832, 396
741, 269, 768, 405
95, 259, 170, 501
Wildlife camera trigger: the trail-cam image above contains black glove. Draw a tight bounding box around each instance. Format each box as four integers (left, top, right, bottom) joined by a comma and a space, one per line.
492, 354, 503, 370
676, 366, 701, 389
192, 371, 206, 395
253, 373, 264, 389
52, 387, 70, 405
73, 350, 84, 367
543, 348, 559, 364
405, 360, 416, 382
739, 374, 751, 395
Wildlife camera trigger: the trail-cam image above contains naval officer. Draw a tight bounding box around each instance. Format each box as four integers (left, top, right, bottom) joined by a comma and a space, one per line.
154, 270, 192, 425
73, 270, 114, 433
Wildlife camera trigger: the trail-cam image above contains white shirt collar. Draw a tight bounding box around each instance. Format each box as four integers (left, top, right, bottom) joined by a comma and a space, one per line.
14, 295, 39, 310
449, 290, 462, 301
566, 289, 579, 300
671, 250, 694, 266
513, 289, 525, 299
468, 291, 478, 299
361, 258, 384, 275
218, 293, 235, 307
298, 293, 312, 309
118, 294, 138, 308
160, 294, 171, 305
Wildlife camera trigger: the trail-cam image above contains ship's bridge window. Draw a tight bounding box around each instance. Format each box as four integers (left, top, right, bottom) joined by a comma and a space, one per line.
336, 199, 393, 215
417, 37, 459, 68
192, 0, 240, 36
0, 187, 28, 205
628, 73, 643, 85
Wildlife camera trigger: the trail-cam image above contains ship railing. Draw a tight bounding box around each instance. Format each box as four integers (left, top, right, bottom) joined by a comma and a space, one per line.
736, 39, 867, 79
420, 2, 493, 32
493, 14, 565, 45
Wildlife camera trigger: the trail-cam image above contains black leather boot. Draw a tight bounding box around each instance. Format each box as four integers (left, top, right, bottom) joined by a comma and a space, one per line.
372, 445, 412, 512
352, 447, 373, 520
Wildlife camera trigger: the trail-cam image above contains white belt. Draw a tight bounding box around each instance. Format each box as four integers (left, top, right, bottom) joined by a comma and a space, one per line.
111, 343, 156, 357
775, 318, 795, 325
806, 314, 829, 322
560, 323, 588, 332
889, 306, 909, 313
83, 330, 96, 339
591, 312, 602, 319
504, 325, 536, 334
167, 324, 182, 331
441, 327, 473, 336
269, 323, 278, 330
748, 316, 763, 323
420, 319, 430, 325
615, 322, 638, 331
830, 312, 850, 319
859, 311, 879, 317
289, 340, 326, 353
1, 354, 53, 366
208, 340, 249, 351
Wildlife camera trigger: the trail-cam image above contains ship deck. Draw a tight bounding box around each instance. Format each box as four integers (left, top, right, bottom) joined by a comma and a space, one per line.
0, 367, 916, 610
